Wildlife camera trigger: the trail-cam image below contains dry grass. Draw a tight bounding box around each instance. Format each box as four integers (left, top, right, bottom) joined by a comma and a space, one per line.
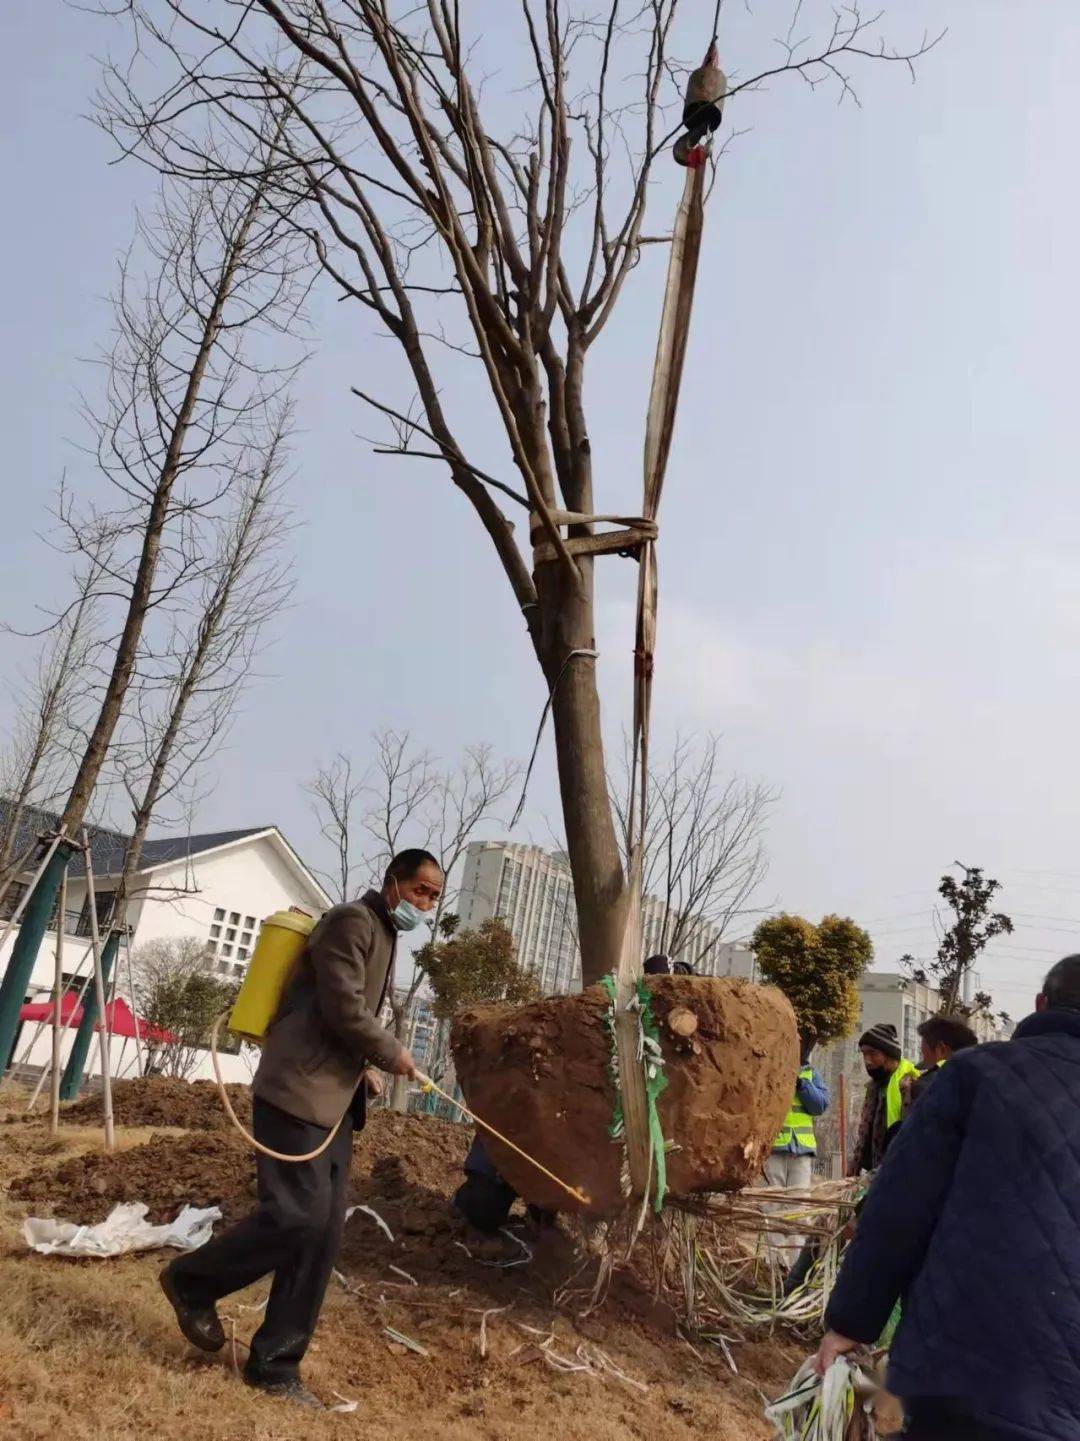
0, 1109, 797, 1440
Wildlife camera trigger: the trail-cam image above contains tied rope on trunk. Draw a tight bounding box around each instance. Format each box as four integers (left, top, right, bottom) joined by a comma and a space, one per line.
600, 975, 670, 1213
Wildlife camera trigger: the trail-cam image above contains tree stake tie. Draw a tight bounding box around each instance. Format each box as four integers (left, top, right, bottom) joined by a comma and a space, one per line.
415, 1071, 590, 1207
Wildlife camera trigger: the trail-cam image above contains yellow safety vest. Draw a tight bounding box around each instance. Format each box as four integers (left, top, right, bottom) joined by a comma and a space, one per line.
885, 1058, 920, 1129
773, 1066, 818, 1152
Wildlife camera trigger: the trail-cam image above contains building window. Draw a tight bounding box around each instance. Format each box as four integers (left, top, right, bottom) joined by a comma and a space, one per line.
214, 907, 225, 922
229, 911, 240, 924
237, 946, 249, 961
226, 927, 237, 941
210, 924, 221, 940
232, 963, 244, 977
240, 929, 252, 948
245, 915, 255, 929
902, 1002, 917, 1060
74, 889, 117, 939
217, 959, 231, 975
221, 943, 233, 958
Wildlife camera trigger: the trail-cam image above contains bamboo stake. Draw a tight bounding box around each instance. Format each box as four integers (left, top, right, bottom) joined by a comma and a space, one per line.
82, 831, 115, 1152
123, 930, 144, 1077
0, 829, 66, 955
107, 947, 128, 1081
415, 1071, 589, 1207
25, 938, 98, 1113
25, 939, 90, 1106
48, 872, 67, 1134
838, 1072, 848, 1177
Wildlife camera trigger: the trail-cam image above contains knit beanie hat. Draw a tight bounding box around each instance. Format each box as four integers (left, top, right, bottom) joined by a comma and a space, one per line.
858, 1022, 901, 1061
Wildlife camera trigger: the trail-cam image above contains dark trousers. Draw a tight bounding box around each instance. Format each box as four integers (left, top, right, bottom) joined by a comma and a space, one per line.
904, 1399, 1020, 1440
169, 1096, 354, 1384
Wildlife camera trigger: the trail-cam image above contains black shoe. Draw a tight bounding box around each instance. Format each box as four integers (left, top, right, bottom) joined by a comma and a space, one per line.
246, 1377, 324, 1410
159, 1263, 226, 1353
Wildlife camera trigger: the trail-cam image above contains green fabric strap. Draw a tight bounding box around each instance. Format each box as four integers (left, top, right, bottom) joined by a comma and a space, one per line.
600, 975, 670, 1213
636, 978, 670, 1212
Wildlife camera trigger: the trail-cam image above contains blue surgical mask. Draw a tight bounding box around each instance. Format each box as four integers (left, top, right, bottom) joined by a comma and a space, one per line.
391, 896, 427, 932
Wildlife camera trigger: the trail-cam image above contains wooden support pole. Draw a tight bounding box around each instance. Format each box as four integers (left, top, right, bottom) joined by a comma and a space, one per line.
26, 936, 96, 1115
0, 830, 65, 956
82, 832, 115, 1152
838, 1072, 848, 1177
48, 872, 66, 1134
123, 931, 144, 1078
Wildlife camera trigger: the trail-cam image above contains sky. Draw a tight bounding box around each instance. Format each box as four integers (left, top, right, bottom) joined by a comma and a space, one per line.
2, 0, 1079, 1018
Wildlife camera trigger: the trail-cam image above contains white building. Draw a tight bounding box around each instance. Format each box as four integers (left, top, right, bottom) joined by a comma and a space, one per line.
456, 840, 755, 994
1, 805, 330, 1085
381, 986, 439, 1075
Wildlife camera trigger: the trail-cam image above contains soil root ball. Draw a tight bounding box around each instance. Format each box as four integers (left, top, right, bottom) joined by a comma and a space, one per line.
452, 975, 798, 1213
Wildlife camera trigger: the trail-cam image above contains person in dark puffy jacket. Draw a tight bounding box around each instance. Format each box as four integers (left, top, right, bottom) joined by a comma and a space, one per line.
814, 954, 1080, 1441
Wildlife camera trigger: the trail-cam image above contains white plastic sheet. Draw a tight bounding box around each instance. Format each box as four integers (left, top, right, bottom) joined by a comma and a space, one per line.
22, 1201, 220, 1258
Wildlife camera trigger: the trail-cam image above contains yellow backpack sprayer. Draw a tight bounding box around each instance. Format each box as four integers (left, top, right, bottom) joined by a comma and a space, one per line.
209, 907, 588, 1203
228, 908, 316, 1044
210, 907, 343, 1163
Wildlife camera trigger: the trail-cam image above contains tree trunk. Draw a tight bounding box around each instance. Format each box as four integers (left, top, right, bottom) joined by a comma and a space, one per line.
537, 557, 627, 987
389, 1001, 410, 1111
57, 202, 256, 844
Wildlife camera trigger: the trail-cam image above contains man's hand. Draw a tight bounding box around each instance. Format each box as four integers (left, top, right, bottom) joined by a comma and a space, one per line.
389, 1046, 417, 1079
363, 1068, 385, 1099
813, 1330, 857, 1377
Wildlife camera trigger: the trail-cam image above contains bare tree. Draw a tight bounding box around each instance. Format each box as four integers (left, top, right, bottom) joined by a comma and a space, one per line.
306, 753, 368, 905
100, 0, 938, 984
0, 538, 110, 890
108, 406, 295, 936
308, 727, 519, 1104
611, 733, 775, 963
52, 149, 305, 847
0, 122, 309, 1062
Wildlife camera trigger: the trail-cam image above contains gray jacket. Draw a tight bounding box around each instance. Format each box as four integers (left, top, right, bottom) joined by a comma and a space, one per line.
253, 892, 401, 1129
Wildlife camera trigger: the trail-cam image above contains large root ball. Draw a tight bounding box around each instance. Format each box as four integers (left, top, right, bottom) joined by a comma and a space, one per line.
451, 975, 798, 1214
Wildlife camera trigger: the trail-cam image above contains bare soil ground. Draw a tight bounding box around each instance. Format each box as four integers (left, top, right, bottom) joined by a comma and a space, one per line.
0, 1079, 799, 1440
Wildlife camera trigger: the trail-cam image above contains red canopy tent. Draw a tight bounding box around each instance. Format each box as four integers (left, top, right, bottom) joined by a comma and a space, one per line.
103, 997, 177, 1044
18, 992, 82, 1026
18, 992, 177, 1043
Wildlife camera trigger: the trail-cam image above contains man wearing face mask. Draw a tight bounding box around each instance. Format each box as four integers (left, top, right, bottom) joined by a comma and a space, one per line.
160, 848, 443, 1408
849, 1022, 919, 1175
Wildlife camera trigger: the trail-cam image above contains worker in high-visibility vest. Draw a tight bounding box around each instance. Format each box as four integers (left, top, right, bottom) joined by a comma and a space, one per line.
767, 1029, 831, 1190
849, 1022, 920, 1175
764, 1029, 829, 1266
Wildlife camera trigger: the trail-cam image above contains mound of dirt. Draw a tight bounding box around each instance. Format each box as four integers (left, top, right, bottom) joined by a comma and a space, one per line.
452, 975, 798, 1213
8, 1110, 472, 1232
9, 1131, 256, 1225
342, 1111, 484, 1282
62, 1076, 252, 1132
